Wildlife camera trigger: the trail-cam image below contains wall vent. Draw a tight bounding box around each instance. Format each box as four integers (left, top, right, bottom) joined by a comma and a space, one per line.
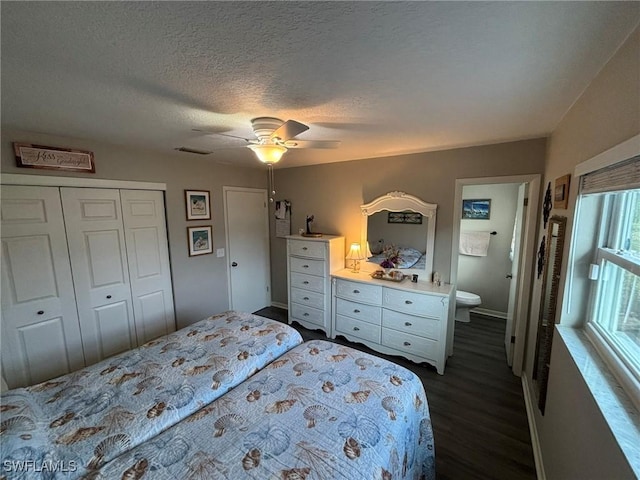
174, 147, 212, 155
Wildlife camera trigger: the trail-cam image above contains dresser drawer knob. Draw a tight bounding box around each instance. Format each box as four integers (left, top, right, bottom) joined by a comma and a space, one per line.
303, 281, 309, 285
353, 327, 360, 331
303, 265, 309, 268
303, 296, 309, 301
106, 295, 112, 299
37, 310, 44, 315
404, 300, 413, 305
404, 321, 412, 326
354, 309, 360, 313
302, 247, 308, 250
303, 313, 309, 317
403, 341, 411, 346
353, 289, 360, 294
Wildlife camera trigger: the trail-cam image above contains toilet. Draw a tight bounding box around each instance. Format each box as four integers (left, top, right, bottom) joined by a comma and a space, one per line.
455, 290, 482, 322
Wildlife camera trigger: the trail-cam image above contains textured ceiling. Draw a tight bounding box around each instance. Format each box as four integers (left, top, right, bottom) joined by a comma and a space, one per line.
2, 2, 638, 169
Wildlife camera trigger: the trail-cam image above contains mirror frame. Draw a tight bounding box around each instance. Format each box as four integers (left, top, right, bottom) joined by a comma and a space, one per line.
532, 214, 567, 414
360, 191, 437, 276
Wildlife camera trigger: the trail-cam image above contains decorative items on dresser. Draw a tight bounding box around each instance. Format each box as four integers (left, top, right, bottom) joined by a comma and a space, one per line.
331, 269, 455, 374
286, 234, 344, 336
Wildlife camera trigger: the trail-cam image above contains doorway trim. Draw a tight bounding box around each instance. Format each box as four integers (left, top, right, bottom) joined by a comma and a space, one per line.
450, 174, 541, 376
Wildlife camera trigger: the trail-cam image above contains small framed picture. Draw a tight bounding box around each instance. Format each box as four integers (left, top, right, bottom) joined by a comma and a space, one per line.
187, 226, 213, 256
554, 174, 571, 210
462, 199, 491, 220
185, 190, 211, 220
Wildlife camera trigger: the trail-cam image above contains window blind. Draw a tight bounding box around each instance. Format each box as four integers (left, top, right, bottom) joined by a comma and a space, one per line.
580, 155, 640, 194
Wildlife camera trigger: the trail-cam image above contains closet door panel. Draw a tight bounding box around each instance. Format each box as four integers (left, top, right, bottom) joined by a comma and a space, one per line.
61, 188, 137, 366
121, 190, 175, 345
0, 186, 84, 388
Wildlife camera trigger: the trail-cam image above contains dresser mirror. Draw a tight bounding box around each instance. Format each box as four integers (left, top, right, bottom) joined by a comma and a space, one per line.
360, 191, 437, 277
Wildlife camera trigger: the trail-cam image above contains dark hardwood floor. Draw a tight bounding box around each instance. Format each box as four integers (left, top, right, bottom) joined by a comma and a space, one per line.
254, 306, 537, 480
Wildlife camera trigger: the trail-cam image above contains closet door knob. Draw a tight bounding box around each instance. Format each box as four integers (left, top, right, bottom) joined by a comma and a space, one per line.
403, 341, 411, 346
37, 310, 44, 315
106, 295, 112, 299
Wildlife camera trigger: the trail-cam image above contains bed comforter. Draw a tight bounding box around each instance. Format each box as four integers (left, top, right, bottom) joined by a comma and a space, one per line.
93, 340, 435, 480
0, 311, 303, 479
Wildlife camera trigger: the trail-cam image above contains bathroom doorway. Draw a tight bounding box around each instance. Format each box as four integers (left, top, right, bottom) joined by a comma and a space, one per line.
450, 175, 541, 376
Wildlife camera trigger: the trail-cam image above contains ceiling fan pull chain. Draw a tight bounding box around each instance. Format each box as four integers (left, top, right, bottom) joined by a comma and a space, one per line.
268, 164, 276, 202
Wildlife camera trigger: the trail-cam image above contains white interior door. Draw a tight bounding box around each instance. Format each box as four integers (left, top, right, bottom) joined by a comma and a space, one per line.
505, 183, 527, 365
61, 187, 137, 365
121, 189, 175, 344
1, 186, 84, 388
224, 187, 270, 313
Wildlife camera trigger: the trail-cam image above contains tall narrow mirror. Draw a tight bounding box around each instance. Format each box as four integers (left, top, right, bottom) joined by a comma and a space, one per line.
533, 215, 567, 414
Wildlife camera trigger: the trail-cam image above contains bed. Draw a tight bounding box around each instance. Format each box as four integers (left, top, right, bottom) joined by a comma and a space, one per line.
92, 339, 435, 480
0, 311, 303, 479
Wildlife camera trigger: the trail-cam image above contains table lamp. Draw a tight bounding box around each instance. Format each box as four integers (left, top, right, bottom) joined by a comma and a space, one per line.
346, 242, 365, 273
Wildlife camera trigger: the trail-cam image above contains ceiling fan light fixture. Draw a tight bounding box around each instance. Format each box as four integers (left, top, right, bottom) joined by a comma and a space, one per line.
248, 144, 287, 164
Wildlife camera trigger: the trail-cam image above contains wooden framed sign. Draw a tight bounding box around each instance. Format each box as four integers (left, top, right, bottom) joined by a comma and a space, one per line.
13, 143, 95, 173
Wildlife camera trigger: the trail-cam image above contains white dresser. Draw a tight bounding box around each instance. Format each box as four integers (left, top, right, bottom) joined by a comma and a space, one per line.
286, 235, 345, 336
331, 269, 454, 374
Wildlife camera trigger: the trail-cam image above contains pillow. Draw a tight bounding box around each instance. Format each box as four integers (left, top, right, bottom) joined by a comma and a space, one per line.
395, 247, 423, 268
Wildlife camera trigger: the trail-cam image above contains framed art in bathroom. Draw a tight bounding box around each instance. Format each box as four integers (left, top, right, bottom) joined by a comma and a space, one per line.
462, 199, 491, 220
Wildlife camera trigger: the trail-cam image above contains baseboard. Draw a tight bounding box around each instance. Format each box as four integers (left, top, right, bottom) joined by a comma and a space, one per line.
472, 307, 507, 320
270, 301, 288, 310
522, 375, 546, 480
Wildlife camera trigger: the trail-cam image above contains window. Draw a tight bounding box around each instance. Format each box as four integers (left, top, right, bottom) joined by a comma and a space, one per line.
577, 156, 640, 408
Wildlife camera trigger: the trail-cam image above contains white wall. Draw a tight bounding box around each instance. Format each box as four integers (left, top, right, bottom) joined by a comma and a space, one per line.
458, 183, 519, 315
1, 129, 267, 329
525, 25, 639, 479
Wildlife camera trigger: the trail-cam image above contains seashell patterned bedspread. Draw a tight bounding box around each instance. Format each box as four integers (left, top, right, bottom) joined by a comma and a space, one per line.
93, 340, 435, 480
0, 311, 303, 479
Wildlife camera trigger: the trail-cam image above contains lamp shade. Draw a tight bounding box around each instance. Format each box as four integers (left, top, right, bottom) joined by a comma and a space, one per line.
247, 144, 287, 164
345, 242, 365, 261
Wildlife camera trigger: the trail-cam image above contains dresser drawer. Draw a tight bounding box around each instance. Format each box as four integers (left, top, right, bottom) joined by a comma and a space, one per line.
335, 314, 381, 343
383, 288, 444, 317
291, 303, 324, 327
335, 279, 382, 305
289, 240, 326, 259
290, 272, 324, 293
290, 256, 325, 276
382, 309, 440, 340
336, 298, 381, 325
381, 327, 437, 359
291, 287, 324, 310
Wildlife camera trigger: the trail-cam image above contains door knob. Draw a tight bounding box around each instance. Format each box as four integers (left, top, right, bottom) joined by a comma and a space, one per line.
231, 262, 238, 267
506, 274, 513, 279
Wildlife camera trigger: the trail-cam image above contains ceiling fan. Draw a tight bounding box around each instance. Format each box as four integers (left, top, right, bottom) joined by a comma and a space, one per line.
195, 117, 340, 165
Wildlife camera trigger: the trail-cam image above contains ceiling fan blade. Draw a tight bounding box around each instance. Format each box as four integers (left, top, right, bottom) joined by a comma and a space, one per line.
284, 139, 340, 149
270, 120, 309, 142
192, 128, 251, 142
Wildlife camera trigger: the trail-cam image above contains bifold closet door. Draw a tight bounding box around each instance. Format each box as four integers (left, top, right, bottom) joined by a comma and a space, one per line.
61, 187, 137, 365
120, 189, 175, 345
0, 186, 84, 388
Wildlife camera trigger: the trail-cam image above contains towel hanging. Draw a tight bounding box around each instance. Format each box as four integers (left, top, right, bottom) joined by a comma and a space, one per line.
459, 231, 491, 256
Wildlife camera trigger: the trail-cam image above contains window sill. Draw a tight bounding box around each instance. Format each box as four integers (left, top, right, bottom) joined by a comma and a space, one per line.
556, 326, 640, 477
